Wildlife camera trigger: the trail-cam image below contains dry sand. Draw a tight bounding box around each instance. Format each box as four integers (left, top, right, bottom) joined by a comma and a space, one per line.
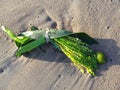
0, 0, 120, 90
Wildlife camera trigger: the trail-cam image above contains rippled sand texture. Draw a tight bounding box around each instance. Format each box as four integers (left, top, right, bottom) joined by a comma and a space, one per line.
0, 0, 120, 90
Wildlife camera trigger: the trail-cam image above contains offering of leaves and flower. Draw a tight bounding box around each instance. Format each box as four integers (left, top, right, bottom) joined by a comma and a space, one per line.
1, 26, 107, 76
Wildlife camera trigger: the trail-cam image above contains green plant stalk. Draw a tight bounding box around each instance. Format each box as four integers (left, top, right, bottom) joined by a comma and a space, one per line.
55, 41, 85, 73
16, 36, 33, 47
17, 36, 32, 43
54, 36, 98, 69
54, 36, 89, 55
16, 36, 46, 57
55, 40, 95, 76
53, 36, 98, 76
2, 26, 24, 44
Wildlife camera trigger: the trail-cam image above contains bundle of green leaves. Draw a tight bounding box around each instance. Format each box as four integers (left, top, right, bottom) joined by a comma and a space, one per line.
2, 26, 106, 76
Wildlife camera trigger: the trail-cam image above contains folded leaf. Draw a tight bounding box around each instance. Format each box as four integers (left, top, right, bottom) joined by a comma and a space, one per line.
70, 32, 99, 45
16, 36, 46, 56
49, 29, 72, 39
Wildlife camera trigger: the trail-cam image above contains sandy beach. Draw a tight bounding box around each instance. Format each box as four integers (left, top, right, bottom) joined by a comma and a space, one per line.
0, 0, 120, 90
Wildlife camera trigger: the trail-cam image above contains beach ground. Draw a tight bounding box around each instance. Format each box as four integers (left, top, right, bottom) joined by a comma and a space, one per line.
0, 0, 120, 90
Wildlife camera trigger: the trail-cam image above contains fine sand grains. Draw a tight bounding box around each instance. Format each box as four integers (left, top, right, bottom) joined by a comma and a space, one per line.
0, 0, 120, 90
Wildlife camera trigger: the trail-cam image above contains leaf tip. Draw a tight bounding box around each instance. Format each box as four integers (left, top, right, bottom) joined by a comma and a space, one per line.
1, 25, 5, 31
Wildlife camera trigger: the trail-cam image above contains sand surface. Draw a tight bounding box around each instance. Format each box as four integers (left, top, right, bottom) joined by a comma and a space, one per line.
0, 0, 120, 90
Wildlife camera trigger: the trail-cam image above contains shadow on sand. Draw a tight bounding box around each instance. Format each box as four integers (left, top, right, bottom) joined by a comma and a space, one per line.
23, 38, 120, 76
